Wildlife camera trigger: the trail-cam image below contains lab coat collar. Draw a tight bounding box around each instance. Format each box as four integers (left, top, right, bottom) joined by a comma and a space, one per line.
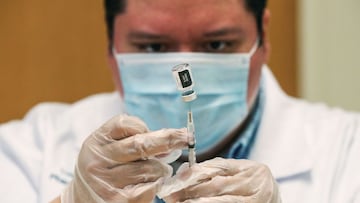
250, 66, 314, 180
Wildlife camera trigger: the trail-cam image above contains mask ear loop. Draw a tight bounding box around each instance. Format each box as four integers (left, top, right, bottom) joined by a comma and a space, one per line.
112, 46, 118, 56
248, 38, 260, 57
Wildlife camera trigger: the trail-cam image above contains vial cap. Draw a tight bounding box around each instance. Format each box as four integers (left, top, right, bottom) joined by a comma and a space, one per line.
182, 91, 197, 102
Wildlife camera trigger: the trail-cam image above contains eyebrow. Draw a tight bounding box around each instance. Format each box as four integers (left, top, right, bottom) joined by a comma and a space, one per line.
126, 28, 244, 41
203, 27, 244, 38
127, 31, 170, 41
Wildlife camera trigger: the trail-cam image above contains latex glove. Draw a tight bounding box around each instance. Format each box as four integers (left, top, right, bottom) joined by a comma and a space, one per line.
61, 114, 189, 203
158, 157, 281, 203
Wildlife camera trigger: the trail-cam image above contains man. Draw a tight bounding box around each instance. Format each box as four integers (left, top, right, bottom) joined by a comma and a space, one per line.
1, 0, 359, 202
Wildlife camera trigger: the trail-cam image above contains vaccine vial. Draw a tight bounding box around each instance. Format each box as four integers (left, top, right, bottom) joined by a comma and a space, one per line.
172, 63, 197, 102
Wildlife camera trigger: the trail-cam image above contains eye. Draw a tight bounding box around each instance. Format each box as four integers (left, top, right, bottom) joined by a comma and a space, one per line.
203, 41, 235, 53
137, 43, 167, 53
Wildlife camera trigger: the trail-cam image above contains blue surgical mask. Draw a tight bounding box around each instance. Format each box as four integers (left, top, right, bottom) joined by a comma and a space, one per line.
114, 41, 258, 157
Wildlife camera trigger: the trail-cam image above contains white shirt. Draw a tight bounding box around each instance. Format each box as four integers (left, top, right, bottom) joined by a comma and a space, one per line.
1, 67, 359, 203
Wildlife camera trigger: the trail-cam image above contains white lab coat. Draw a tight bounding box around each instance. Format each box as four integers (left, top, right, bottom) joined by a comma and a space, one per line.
0, 67, 359, 203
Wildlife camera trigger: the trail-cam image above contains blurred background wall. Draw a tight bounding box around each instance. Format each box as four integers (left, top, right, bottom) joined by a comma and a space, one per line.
0, 0, 298, 122
0, 1, 114, 123
299, 0, 360, 111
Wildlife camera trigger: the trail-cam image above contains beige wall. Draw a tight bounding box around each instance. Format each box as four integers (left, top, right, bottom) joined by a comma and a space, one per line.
0, 1, 298, 122
299, 0, 360, 111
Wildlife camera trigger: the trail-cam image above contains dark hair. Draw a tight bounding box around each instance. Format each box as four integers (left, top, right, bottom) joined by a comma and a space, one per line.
104, 0, 126, 49
104, 0, 267, 49
244, 0, 267, 45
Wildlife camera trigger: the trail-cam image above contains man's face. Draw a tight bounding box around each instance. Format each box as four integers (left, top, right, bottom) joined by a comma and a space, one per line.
109, 0, 269, 104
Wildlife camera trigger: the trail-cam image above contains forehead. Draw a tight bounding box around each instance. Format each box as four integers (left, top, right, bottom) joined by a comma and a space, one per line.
127, 0, 245, 13
115, 0, 255, 36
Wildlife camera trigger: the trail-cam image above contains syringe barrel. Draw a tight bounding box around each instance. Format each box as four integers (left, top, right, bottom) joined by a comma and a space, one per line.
187, 111, 195, 145
188, 147, 196, 167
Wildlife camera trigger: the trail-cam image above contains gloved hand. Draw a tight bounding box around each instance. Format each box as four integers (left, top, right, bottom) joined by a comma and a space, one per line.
158, 157, 281, 203
61, 114, 189, 203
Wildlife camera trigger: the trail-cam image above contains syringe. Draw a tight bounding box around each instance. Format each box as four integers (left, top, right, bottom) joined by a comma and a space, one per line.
172, 63, 197, 167
187, 108, 196, 167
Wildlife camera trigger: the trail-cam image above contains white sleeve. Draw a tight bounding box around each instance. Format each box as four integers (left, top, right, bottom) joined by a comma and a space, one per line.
0, 120, 41, 202
332, 114, 360, 202
0, 103, 69, 203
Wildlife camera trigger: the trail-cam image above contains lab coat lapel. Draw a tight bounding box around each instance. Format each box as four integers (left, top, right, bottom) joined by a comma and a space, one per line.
249, 66, 314, 180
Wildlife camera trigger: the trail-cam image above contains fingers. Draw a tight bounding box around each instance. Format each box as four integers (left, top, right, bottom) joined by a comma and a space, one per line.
165, 169, 257, 202
101, 159, 172, 188
103, 128, 188, 163
83, 159, 172, 202
87, 114, 188, 163
200, 157, 256, 173
160, 158, 277, 203
75, 114, 187, 202
159, 158, 257, 197
92, 114, 149, 143
178, 195, 250, 203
